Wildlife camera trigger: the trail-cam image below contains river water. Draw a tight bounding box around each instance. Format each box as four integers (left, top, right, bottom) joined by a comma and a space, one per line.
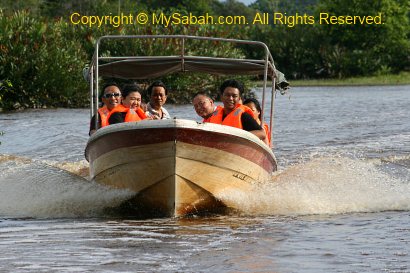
0, 85, 409, 272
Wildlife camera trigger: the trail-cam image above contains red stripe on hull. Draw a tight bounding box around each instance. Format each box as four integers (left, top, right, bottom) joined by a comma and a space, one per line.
86, 127, 276, 173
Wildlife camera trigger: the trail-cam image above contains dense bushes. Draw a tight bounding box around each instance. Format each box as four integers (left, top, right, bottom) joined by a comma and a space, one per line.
249, 0, 410, 79
316, 0, 410, 77
0, 0, 409, 110
0, 9, 253, 110
0, 10, 88, 110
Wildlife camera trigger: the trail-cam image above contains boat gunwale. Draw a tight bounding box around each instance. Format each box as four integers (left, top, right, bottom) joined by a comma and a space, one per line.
85, 119, 276, 169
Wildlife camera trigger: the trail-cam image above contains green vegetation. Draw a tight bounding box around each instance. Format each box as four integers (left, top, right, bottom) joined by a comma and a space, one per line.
0, 79, 13, 108
0, 9, 88, 110
249, 0, 410, 79
0, 0, 409, 111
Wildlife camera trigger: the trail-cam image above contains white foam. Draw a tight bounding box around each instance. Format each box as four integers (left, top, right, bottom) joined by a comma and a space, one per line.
217, 157, 410, 215
2, 155, 409, 218
0, 158, 134, 218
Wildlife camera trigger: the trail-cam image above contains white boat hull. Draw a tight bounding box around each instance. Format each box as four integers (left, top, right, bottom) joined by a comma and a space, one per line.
85, 119, 276, 217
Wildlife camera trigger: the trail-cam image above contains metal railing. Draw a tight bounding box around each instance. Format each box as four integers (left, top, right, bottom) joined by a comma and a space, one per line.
86, 35, 279, 146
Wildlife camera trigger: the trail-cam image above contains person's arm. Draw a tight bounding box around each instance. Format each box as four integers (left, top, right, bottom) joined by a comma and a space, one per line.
241, 113, 266, 141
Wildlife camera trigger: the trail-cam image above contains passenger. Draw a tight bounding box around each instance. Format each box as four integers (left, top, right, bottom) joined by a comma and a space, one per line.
122, 83, 144, 112
89, 82, 122, 135
207, 79, 267, 142
192, 92, 221, 122
243, 98, 271, 146
107, 83, 147, 124
145, 80, 171, 120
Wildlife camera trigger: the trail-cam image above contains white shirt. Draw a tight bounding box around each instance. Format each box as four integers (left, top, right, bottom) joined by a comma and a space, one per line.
145, 103, 171, 119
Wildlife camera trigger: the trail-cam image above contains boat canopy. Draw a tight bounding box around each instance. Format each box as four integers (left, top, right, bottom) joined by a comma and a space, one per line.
86, 35, 289, 142
97, 56, 289, 91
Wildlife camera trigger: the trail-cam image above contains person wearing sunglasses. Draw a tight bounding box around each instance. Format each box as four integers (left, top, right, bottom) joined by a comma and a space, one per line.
89, 82, 122, 135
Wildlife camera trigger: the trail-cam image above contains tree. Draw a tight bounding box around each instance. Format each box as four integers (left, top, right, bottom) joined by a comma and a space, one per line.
0, 0, 43, 15
316, 0, 410, 76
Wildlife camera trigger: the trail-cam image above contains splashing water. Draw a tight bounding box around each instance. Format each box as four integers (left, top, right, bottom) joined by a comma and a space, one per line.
1, 154, 409, 218
217, 157, 410, 216
0, 155, 134, 218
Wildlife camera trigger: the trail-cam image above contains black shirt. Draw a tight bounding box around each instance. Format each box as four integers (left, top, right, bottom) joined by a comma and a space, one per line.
108, 112, 126, 124
241, 112, 262, 131
221, 111, 262, 131
89, 113, 125, 135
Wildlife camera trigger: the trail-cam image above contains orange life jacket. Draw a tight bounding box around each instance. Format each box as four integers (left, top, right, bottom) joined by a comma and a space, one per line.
203, 105, 223, 123
207, 104, 255, 129
106, 105, 143, 125
135, 107, 147, 120
263, 123, 271, 146
98, 105, 110, 128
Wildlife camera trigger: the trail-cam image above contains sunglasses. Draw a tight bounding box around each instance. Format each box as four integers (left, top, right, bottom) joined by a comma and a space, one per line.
103, 92, 121, 99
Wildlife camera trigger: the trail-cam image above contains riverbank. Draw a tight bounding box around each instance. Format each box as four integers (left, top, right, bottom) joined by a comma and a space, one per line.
258, 71, 410, 87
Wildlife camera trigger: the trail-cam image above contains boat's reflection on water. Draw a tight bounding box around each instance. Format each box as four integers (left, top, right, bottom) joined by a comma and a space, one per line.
91, 212, 281, 239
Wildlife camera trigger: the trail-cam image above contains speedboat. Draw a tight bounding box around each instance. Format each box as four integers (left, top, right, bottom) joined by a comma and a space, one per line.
84, 35, 288, 217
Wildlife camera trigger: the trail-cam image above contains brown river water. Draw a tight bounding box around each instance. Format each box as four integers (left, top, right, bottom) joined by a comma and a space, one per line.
0, 85, 409, 272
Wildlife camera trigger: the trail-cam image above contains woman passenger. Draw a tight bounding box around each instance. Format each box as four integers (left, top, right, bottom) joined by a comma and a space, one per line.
243, 98, 271, 146
107, 83, 147, 124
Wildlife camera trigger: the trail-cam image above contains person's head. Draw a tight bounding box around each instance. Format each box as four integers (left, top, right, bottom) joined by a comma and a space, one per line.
243, 98, 262, 122
192, 92, 215, 119
101, 82, 121, 111
219, 79, 244, 112
147, 80, 167, 109
122, 83, 142, 111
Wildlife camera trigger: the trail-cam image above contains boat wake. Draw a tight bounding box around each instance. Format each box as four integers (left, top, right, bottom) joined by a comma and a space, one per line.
217, 156, 410, 216
1, 154, 409, 218
0, 155, 134, 218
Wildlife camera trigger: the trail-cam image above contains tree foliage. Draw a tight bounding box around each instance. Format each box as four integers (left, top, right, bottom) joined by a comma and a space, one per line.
0, 9, 88, 110
0, 4, 253, 110
0, 0, 409, 110
315, 0, 410, 77
248, 0, 409, 78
